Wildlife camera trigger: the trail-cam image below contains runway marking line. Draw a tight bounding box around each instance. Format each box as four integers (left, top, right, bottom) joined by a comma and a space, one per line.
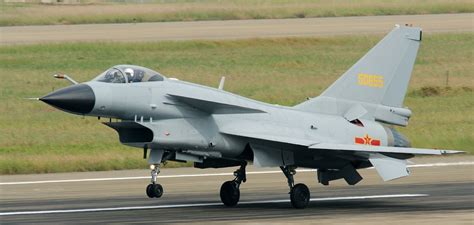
0, 162, 472, 185
0, 194, 428, 216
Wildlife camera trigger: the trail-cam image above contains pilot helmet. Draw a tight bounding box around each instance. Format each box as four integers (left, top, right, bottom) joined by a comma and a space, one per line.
124, 68, 134, 79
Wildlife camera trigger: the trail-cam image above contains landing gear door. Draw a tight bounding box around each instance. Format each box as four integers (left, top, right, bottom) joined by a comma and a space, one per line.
251, 144, 294, 167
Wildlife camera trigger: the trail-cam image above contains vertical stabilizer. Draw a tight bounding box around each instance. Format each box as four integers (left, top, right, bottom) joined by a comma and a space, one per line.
295, 25, 422, 114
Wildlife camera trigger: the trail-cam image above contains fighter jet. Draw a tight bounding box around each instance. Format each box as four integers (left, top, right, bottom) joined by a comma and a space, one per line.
40, 25, 461, 209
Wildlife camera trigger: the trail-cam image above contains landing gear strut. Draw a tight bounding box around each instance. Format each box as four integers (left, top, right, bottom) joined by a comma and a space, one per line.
146, 164, 163, 198
281, 166, 310, 209
220, 161, 247, 207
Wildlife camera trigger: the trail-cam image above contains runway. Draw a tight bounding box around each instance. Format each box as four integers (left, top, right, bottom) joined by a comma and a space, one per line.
1, 13, 472, 45
1, 156, 473, 224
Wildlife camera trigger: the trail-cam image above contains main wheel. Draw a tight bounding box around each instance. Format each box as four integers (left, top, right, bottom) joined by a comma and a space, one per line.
146, 183, 163, 198
290, 183, 310, 209
220, 181, 240, 207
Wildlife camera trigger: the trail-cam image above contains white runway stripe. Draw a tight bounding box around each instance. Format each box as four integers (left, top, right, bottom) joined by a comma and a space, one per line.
1, 162, 472, 185
0, 194, 428, 216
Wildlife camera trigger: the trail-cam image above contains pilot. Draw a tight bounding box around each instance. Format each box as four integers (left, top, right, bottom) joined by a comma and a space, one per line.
124, 68, 134, 83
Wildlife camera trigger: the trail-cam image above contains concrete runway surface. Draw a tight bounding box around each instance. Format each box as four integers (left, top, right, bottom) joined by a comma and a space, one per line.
1, 156, 473, 224
1, 13, 472, 45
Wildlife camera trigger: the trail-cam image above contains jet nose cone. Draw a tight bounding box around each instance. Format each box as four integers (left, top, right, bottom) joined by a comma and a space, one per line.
40, 84, 95, 114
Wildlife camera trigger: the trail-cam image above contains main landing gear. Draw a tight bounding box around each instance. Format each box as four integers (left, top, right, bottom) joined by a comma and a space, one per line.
218, 163, 309, 209
281, 166, 310, 209
220, 161, 247, 207
146, 164, 163, 198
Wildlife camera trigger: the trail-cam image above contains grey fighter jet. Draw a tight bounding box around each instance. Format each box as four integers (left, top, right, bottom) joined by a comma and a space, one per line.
40, 25, 461, 209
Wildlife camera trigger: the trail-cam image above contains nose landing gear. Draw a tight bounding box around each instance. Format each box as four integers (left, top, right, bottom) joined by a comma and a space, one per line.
145, 149, 165, 199
220, 161, 247, 207
146, 164, 163, 198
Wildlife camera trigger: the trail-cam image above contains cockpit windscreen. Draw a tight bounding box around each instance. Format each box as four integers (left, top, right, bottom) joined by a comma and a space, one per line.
93, 65, 165, 83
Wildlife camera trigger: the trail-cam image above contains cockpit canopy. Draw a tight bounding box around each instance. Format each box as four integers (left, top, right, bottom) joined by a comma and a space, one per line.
93, 65, 165, 83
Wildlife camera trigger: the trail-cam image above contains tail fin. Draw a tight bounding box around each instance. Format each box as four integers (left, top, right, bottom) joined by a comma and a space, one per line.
295, 25, 422, 124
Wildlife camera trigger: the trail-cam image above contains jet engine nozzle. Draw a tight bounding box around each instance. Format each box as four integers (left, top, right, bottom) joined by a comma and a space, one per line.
40, 84, 95, 115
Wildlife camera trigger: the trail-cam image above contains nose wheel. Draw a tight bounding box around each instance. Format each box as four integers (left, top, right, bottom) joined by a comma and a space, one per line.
220, 162, 247, 207
146, 164, 164, 198
146, 183, 163, 198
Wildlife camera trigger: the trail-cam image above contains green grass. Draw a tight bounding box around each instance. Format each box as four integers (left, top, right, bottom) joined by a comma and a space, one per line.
0, 32, 473, 174
1, 0, 473, 26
